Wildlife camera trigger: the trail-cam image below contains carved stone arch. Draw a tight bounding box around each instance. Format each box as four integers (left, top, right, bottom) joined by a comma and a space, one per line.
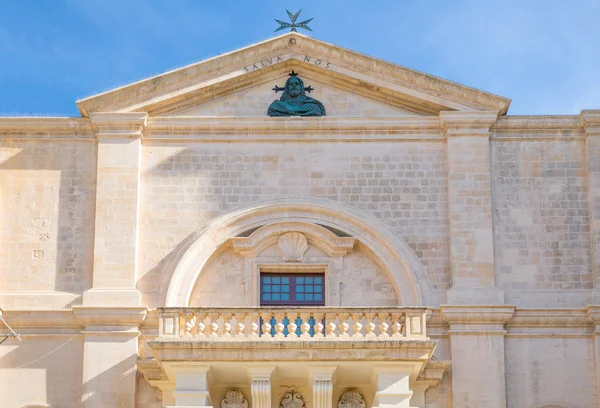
165, 198, 432, 306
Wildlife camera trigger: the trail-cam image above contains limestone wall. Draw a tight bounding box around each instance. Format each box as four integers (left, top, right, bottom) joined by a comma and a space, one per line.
0, 335, 84, 408
0, 140, 96, 304
505, 337, 596, 408
138, 141, 449, 307
492, 139, 591, 297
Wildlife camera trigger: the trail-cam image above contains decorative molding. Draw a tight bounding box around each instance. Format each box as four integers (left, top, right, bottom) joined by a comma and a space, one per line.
440, 110, 499, 136
73, 306, 147, 334
0, 117, 95, 140
230, 222, 356, 258
280, 391, 305, 408
145, 116, 445, 141
221, 390, 248, 408
338, 390, 366, 408
278, 232, 309, 262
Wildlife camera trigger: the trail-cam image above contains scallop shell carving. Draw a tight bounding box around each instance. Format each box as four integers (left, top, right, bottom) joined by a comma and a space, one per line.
278, 232, 308, 262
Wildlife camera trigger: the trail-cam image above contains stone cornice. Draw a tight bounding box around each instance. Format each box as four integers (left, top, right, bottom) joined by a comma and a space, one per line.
492, 115, 584, 140
76, 32, 510, 116
0, 117, 95, 140
90, 112, 148, 139
148, 338, 437, 363
145, 116, 444, 141
439, 111, 499, 136
580, 109, 600, 136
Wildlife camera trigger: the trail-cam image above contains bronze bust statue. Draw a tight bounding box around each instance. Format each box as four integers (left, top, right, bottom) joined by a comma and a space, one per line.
268, 72, 326, 117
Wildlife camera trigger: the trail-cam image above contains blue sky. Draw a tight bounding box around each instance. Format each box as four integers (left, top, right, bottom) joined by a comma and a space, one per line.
1, 0, 599, 116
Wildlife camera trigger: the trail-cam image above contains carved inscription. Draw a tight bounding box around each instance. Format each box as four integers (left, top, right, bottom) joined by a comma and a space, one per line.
244, 55, 331, 72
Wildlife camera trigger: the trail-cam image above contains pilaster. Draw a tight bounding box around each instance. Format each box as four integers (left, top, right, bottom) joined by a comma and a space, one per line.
247, 365, 276, 408
440, 110, 504, 304
371, 364, 414, 408
580, 110, 600, 301
308, 366, 337, 408
73, 306, 147, 408
440, 305, 514, 408
84, 112, 148, 306
587, 306, 600, 408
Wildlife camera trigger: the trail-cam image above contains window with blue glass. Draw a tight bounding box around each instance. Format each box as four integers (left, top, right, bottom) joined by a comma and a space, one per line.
260, 273, 325, 306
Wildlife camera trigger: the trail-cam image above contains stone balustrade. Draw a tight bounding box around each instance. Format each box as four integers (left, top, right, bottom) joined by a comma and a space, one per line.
157, 307, 428, 341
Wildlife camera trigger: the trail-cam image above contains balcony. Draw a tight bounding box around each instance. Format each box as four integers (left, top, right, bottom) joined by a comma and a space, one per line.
157, 306, 429, 341
142, 307, 443, 408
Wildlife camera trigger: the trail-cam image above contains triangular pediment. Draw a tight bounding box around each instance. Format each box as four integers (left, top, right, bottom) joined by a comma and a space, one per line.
76, 33, 510, 117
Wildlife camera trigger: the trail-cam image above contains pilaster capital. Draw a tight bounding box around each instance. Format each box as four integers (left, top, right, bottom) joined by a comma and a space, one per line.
246, 365, 276, 379
586, 305, 600, 323
90, 112, 148, 139
307, 365, 337, 381
440, 110, 499, 137
73, 306, 147, 335
580, 109, 600, 137
440, 305, 515, 326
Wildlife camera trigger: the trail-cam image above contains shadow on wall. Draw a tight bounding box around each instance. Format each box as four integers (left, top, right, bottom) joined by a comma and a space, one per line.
0, 335, 83, 408
0, 141, 96, 299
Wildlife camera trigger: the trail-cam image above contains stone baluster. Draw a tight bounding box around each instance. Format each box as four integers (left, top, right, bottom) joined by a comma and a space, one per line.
313, 311, 325, 338
183, 312, 195, 336
325, 312, 337, 338
273, 311, 286, 339
286, 310, 299, 338
391, 311, 404, 338
338, 312, 350, 338
233, 312, 246, 339
221, 312, 233, 339
260, 311, 273, 339
300, 312, 312, 338
248, 311, 260, 339
208, 313, 219, 339
196, 312, 207, 338
378, 312, 390, 338
352, 312, 364, 338
365, 312, 377, 338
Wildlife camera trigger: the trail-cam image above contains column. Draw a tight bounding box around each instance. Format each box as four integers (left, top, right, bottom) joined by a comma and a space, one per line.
247, 366, 276, 408
440, 111, 503, 304
83, 112, 148, 306
166, 364, 212, 407
581, 110, 600, 301
74, 307, 147, 408
371, 365, 414, 408
441, 306, 514, 408
308, 366, 337, 408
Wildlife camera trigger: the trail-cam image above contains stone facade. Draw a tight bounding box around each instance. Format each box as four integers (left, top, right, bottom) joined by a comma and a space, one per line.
1, 32, 599, 408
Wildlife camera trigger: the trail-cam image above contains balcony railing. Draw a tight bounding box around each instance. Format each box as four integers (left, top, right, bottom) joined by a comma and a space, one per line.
157, 307, 428, 341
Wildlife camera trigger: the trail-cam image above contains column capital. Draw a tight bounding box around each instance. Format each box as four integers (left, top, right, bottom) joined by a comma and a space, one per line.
90, 111, 148, 139
440, 110, 499, 136
586, 305, 600, 328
